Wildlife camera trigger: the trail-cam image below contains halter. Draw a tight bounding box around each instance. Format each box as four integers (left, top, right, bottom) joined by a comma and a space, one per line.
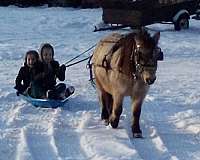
131, 43, 163, 79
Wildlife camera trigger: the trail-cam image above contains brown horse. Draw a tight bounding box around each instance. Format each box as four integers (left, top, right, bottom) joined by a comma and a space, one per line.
92, 29, 163, 138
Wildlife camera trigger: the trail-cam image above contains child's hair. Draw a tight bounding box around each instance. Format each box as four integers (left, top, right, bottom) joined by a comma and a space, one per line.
25, 50, 39, 65
40, 43, 54, 61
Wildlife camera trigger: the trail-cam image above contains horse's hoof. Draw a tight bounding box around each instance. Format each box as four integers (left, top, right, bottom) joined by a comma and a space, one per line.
133, 132, 143, 138
110, 118, 119, 128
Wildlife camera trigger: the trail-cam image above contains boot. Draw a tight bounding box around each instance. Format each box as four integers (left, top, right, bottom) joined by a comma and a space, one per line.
65, 86, 75, 98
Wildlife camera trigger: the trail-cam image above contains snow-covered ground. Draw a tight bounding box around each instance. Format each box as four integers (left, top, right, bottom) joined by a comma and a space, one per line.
0, 6, 200, 160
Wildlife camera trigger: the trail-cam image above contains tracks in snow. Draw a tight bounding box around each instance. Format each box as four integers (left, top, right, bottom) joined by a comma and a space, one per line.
1, 91, 200, 160
0, 93, 87, 160
122, 97, 200, 160
14, 108, 87, 160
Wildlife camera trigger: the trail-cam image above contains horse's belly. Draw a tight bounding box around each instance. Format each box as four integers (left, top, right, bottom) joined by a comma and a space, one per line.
94, 67, 134, 95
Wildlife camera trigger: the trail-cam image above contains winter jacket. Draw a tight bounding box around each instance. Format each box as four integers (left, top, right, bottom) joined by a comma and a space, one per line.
14, 62, 43, 94
40, 60, 66, 91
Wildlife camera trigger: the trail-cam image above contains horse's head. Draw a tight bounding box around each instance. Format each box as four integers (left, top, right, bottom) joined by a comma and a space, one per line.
133, 29, 163, 85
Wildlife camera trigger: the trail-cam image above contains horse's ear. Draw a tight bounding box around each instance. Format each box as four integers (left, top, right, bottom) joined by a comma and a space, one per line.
153, 32, 160, 44
139, 27, 148, 35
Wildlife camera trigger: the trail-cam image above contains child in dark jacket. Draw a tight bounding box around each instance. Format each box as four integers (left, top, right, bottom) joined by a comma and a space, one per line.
14, 50, 45, 98
39, 43, 74, 99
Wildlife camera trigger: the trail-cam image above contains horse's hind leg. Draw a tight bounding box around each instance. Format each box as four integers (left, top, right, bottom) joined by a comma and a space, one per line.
99, 91, 113, 125
95, 74, 113, 125
109, 95, 123, 128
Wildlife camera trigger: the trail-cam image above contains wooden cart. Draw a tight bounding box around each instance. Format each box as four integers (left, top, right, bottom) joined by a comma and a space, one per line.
100, 0, 200, 31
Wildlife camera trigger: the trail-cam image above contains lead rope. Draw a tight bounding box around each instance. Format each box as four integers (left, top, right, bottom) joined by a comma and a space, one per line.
62, 44, 97, 88
65, 56, 92, 68
64, 44, 96, 66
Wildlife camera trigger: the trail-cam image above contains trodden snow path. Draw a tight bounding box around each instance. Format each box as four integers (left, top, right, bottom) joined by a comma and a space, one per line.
0, 6, 200, 160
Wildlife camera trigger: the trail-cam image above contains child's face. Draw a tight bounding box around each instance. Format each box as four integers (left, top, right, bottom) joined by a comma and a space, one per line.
42, 48, 53, 63
27, 54, 37, 68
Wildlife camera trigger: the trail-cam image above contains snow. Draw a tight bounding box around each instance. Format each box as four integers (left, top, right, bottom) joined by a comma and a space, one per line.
0, 6, 200, 160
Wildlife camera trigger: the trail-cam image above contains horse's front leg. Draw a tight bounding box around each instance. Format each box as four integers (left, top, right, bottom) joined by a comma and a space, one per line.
131, 99, 143, 138
109, 95, 123, 128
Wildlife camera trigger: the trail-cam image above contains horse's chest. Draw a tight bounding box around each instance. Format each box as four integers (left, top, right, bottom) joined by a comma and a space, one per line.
110, 74, 134, 93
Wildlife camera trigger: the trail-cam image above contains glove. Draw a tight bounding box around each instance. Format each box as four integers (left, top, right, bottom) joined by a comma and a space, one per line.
60, 64, 66, 72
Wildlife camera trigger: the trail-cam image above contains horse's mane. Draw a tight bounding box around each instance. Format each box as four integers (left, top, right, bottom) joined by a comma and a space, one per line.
117, 29, 155, 76
135, 29, 156, 47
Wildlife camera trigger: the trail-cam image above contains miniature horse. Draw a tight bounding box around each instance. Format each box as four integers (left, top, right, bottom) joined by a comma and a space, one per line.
92, 29, 163, 138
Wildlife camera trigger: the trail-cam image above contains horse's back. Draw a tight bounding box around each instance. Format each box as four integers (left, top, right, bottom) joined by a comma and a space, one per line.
92, 33, 123, 66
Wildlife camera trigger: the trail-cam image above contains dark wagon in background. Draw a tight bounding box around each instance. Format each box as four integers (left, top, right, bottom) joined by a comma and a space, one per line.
101, 0, 200, 31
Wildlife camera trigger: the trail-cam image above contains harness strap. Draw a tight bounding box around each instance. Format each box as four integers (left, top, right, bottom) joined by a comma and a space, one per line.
100, 39, 122, 71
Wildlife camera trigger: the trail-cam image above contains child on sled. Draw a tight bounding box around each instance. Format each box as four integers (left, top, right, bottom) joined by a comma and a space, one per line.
39, 43, 75, 100
14, 50, 45, 98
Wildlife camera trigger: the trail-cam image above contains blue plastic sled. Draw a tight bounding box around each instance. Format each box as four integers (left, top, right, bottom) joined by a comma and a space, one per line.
20, 94, 69, 108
